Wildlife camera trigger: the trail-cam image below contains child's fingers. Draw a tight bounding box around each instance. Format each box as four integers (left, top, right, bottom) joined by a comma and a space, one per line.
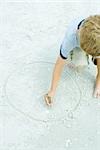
94, 91, 100, 98
44, 94, 53, 106
93, 90, 98, 98
93, 89, 96, 97
96, 93, 99, 98
96, 92, 99, 98
98, 91, 100, 97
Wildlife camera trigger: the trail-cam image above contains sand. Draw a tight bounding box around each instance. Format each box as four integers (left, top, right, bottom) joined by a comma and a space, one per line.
1, 1, 100, 150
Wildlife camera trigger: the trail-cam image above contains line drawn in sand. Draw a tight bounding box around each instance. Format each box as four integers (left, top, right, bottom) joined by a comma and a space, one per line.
3, 61, 82, 124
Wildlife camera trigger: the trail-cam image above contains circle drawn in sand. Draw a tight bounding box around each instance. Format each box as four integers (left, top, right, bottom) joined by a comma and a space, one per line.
4, 61, 81, 122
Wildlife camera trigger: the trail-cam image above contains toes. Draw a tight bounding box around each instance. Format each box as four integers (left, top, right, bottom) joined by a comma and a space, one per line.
93, 90, 97, 98
94, 93, 98, 98
93, 89, 100, 98
95, 92, 100, 98
98, 93, 100, 98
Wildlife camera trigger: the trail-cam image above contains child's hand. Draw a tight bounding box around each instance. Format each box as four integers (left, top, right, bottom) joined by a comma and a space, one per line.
93, 87, 100, 98
44, 93, 53, 106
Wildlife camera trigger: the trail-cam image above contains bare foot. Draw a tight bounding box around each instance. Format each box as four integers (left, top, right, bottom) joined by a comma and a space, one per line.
94, 75, 100, 98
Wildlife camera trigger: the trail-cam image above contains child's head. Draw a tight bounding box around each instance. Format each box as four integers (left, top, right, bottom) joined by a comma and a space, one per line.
80, 15, 100, 57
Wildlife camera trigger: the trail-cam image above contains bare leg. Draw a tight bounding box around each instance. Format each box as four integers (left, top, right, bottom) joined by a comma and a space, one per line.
93, 58, 100, 98
44, 56, 68, 105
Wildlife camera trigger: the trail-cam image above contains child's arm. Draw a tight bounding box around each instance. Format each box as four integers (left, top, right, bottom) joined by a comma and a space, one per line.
47, 56, 68, 97
94, 58, 100, 98
44, 56, 69, 106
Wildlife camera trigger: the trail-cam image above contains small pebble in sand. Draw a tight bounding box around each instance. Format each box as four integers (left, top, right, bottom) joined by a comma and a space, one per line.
62, 119, 71, 128
45, 123, 50, 130
47, 68, 51, 71
97, 131, 100, 135
45, 110, 50, 114
66, 139, 72, 147
67, 112, 74, 119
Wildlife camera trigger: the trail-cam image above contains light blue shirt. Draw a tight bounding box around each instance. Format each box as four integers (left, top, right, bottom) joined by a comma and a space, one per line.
60, 17, 84, 59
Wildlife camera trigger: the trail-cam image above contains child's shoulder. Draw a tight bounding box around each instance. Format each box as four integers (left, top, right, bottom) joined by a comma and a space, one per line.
67, 16, 85, 32
70, 16, 85, 24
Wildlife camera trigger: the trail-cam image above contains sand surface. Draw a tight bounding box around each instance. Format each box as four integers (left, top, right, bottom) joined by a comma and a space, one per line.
1, 1, 100, 150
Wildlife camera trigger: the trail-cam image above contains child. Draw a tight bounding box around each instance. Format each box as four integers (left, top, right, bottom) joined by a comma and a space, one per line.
44, 15, 100, 106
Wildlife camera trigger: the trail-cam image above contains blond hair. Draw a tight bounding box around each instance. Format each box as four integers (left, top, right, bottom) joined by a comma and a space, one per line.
80, 15, 100, 56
